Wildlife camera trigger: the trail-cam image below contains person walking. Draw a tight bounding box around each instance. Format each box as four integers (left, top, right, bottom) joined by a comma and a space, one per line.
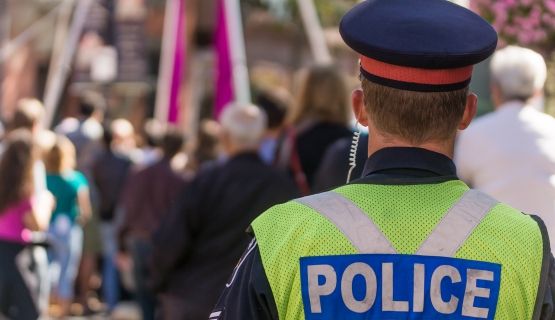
118, 127, 189, 320
4, 99, 51, 215
55, 96, 104, 173
45, 135, 92, 317
150, 104, 299, 319
56, 95, 104, 311
255, 89, 290, 165
213, 1, 555, 319
274, 65, 352, 194
313, 134, 369, 192
0, 130, 52, 319
2, 99, 54, 315
455, 45, 555, 254
91, 123, 132, 313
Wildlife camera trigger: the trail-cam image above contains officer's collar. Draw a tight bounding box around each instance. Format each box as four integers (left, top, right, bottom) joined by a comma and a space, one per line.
361, 147, 457, 179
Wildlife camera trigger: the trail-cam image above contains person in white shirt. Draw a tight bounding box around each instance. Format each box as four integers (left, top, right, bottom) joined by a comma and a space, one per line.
455, 45, 555, 252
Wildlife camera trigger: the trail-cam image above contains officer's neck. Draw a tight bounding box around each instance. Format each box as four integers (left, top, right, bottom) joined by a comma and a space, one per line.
367, 131, 455, 160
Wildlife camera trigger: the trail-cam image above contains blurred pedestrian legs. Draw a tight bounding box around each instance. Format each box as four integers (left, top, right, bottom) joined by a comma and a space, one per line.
129, 237, 156, 320
99, 222, 119, 311
48, 216, 83, 308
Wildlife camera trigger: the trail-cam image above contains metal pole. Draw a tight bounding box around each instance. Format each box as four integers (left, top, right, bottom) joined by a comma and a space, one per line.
154, 0, 179, 123
44, 0, 74, 97
224, 0, 250, 104
43, 0, 93, 128
296, 0, 332, 65
0, 0, 10, 120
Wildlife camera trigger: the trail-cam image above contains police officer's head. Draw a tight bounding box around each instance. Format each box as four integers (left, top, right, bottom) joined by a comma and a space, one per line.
220, 103, 268, 156
340, 0, 497, 154
490, 46, 547, 108
353, 77, 473, 147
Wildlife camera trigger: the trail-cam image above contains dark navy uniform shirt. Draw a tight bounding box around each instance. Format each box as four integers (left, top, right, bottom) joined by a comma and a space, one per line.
211, 147, 555, 320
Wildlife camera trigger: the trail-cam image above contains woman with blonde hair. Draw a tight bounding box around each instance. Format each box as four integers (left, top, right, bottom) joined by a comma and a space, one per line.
0, 129, 51, 319
275, 65, 353, 194
45, 134, 92, 317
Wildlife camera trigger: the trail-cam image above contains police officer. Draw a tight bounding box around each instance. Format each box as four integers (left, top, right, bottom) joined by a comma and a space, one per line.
211, 0, 555, 318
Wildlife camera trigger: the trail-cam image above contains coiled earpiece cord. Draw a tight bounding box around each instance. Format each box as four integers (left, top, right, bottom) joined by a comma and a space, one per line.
346, 122, 361, 183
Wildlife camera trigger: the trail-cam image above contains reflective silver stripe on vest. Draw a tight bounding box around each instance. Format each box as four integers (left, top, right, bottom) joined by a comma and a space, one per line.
416, 190, 498, 257
296, 189, 498, 258
296, 192, 396, 254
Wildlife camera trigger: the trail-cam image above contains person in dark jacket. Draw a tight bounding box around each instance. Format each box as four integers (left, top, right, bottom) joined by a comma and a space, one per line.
118, 127, 189, 320
150, 104, 299, 319
91, 123, 132, 312
313, 134, 369, 192
255, 89, 290, 165
274, 65, 353, 194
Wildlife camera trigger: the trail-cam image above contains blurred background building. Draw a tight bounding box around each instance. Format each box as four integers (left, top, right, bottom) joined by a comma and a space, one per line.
0, 0, 362, 135
5, 0, 544, 135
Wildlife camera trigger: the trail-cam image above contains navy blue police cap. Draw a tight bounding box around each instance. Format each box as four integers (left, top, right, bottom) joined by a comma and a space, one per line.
340, 0, 498, 92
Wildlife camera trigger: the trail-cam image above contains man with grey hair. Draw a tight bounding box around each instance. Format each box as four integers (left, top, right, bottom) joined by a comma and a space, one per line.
220, 103, 268, 155
456, 45, 555, 252
150, 104, 299, 319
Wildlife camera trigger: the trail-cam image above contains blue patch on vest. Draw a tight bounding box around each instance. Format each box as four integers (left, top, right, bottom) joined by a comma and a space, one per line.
300, 254, 501, 320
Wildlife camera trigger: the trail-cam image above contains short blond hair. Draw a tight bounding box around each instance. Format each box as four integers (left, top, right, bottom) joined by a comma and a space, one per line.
362, 79, 468, 144
11, 99, 44, 131
45, 135, 76, 174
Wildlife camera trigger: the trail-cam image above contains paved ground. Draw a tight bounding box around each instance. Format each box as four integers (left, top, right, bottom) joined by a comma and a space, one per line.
44, 302, 141, 320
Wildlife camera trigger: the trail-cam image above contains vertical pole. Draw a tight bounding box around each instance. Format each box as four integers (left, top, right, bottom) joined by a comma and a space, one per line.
214, 0, 233, 118
0, 0, 10, 120
167, 0, 185, 124
224, 0, 250, 104
296, 0, 332, 64
154, 0, 179, 123
44, 0, 74, 101
43, 0, 93, 128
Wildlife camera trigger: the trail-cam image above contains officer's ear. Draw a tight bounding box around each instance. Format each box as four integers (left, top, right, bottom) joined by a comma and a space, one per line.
352, 89, 369, 127
459, 92, 478, 130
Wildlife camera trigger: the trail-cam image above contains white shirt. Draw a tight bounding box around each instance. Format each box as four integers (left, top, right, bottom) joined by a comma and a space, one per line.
455, 101, 555, 252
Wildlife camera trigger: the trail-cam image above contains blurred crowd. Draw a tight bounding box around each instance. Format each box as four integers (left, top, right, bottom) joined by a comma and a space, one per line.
0, 44, 555, 320
0, 64, 360, 319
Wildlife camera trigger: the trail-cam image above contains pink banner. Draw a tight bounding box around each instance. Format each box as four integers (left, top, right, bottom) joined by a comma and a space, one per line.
214, 0, 233, 119
168, 0, 185, 123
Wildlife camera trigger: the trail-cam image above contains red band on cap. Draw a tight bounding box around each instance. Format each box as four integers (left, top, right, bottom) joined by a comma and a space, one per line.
360, 56, 473, 85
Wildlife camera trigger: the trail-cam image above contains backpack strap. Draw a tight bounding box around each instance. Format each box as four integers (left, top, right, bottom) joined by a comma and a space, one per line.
275, 127, 311, 196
